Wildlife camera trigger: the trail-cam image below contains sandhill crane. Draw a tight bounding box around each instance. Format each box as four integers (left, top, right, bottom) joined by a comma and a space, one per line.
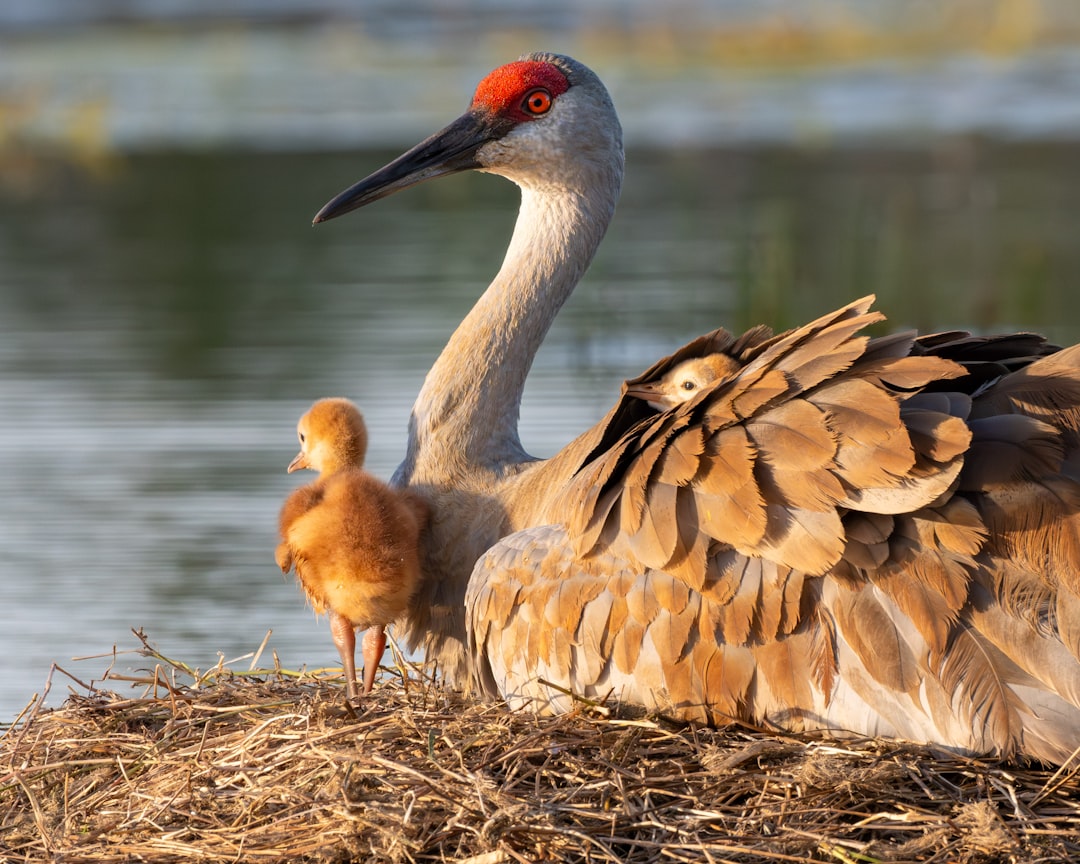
313, 52, 1080, 762
627, 352, 743, 410
276, 398, 428, 698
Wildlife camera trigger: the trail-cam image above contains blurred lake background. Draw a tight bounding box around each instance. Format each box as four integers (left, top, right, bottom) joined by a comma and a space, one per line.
3, 0, 1080, 721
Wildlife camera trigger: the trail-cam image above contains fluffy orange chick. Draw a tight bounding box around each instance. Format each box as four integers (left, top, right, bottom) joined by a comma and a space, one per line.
627, 353, 741, 410
275, 397, 428, 699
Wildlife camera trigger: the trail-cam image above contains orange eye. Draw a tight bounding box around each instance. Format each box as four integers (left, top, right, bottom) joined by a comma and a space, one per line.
523, 88, 553, 115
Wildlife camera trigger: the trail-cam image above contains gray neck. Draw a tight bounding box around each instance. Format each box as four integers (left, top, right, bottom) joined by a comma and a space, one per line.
396, 177, 619, 486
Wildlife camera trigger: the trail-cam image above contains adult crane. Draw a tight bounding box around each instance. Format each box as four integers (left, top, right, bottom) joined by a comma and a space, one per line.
313, 52, 1080, 763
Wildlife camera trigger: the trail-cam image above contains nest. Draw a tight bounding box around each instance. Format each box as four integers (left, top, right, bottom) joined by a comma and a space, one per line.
3, 630, 1079, 863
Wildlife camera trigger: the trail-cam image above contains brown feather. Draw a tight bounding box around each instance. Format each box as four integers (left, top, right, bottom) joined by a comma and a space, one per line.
601, 595, 629, 658
725, 369, 792, 420
833, 587, 922, 693
716, 554, 763, 645
651, 570, 692, 617
654, 426, 706, 486
778, 567, 806, 636
758, 504, 846, 575
612, 617, 645, 675
625, 576, 660, 627
631, 480, 680, 569
978, 486, 1080, 593
970, 343, 1080, 429
693, 429, 768, 549
910, 498, 988, 557
749, 402, 839, 476
692, 642, 755, 722
810, 379, 916, 487
753, 633, 815, 726
871, 558, 963, 655
1058, 588, 1080, 662
809, 605, 839, 704
842, 512, 895, 570
960, 415, 1064, 489
659, 488, 710, 591
933, 625, 1031, 757
744, 299, 880, 391
650, 606, 696, 667
573, 588, 611, 684
853, 355, 967, 392
902, 408, 973, 464
754, 561, 795, 642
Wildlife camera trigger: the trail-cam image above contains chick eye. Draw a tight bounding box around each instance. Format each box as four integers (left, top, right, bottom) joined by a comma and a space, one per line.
681, 381, 696, 391
299, 432, 306, 443
523, 88, 553, 116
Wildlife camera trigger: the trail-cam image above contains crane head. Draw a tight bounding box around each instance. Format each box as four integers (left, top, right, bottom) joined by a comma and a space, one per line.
313, 53, 622, 224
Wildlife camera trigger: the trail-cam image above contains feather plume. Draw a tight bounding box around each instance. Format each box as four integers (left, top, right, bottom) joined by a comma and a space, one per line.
933, 625, 1030, 757
833, 588, 922, 693
754, 632, 816, 726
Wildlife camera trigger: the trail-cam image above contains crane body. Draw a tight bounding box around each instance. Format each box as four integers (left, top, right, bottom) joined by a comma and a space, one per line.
313, 53, 1080, 762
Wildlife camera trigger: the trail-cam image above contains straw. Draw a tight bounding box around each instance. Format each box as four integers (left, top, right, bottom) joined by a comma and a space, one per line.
2, 629, 1078, 863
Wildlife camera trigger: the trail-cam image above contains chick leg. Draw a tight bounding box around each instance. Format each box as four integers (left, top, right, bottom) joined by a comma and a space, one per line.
361, 626, 387, 694
329, 610, 358, 700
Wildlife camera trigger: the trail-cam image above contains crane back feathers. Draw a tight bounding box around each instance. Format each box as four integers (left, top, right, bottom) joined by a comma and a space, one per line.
466, 295, 1080, 762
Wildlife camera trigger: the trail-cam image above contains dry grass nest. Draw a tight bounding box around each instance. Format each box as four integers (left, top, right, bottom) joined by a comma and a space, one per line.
3, 630, 1079, 863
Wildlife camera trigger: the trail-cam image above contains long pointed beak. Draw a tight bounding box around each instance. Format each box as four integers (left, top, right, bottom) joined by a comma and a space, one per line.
287, 451, 309, 473
623, 382, 670, 412
624, 382, 663, 400
313, 110, 512, 224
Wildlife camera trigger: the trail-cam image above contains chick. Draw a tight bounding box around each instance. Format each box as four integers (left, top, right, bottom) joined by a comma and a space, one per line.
626, 353, 740, 410
276, 398, 427, 699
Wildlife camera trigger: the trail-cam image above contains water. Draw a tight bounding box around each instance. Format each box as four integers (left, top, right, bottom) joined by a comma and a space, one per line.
7, 17, 1080, 153
3, 142, 1080, 720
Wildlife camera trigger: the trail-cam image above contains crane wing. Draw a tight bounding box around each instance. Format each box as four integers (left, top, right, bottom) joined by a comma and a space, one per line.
467, 296, 1080, 760
555, 296, 971, 579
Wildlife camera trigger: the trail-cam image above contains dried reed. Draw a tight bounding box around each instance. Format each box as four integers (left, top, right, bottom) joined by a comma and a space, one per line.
2, 629, 1078, 863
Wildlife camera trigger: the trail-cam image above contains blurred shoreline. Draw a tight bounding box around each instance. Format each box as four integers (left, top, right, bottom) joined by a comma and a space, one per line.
4, 1, 1080, 161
